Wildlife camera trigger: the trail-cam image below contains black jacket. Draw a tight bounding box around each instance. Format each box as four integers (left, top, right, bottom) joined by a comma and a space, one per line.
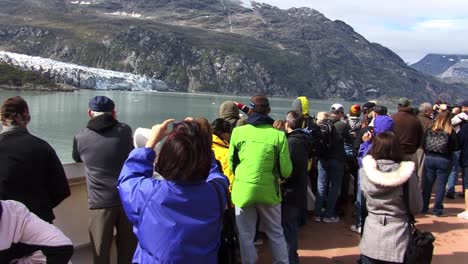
282, 129, 310, 208
324, 116, 350, 161
0, 127, 70, 222
73, 114, 133, 209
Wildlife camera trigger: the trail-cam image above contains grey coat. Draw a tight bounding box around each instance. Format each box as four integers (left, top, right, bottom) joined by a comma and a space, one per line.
73, 114, 133, 209
359, 156, 422, 263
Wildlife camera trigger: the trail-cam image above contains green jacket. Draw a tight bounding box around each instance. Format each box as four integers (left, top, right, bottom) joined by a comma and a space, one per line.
229, 120, 292, 207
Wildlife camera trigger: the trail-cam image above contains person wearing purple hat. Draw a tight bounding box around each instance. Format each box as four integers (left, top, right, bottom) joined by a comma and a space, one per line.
351, 115, 395, 234
0, 96, 70, 223
73, 96, 136, 264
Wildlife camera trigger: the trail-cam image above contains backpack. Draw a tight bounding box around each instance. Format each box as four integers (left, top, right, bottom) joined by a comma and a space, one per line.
314, 119, 336, 157
424, 129, 450, 155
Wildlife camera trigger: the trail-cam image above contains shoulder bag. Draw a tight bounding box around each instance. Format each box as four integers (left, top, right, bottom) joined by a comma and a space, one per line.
210, 179, 239, 264
403, 181, 435, 264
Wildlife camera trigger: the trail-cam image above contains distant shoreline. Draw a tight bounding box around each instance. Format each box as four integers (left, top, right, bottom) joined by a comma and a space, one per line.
0, 84, 78, 92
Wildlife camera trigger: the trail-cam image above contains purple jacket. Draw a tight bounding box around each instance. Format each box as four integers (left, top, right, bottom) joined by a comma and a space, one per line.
118, 148, 229, 263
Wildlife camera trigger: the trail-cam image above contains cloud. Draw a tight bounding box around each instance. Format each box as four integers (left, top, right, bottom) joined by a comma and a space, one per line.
254, 1, 468, 63
413, 19, 468, 31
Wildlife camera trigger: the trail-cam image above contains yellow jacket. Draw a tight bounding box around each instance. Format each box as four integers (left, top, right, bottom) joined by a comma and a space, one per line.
212, 134, 234, 191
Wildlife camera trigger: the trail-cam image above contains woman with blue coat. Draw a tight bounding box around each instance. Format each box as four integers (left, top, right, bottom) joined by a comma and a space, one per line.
118, 118, 229, 263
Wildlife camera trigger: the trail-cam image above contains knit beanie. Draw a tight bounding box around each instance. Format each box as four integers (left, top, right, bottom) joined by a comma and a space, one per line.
349, 104, 361, 117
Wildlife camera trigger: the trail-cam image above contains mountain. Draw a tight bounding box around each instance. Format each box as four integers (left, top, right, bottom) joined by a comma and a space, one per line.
411, 54, 468, 76
411, 54, 468, 84
0, 0, 466, 102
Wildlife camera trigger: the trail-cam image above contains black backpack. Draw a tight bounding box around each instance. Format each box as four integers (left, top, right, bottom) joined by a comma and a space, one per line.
424, 129, 450, 155
314, 119, 336, 157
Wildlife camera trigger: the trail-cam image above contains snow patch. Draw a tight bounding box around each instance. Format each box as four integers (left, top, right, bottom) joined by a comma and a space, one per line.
449, 58, 455, 61
104, 12, 142, 18
239, 0, 254, 9
0, 51, 167, 91
70, 1, 91, 5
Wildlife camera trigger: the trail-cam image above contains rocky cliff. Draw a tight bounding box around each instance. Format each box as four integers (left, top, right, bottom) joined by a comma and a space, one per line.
0, 0, 466, 102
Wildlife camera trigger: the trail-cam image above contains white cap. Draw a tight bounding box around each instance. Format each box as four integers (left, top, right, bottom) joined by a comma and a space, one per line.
330, 103, 344, 112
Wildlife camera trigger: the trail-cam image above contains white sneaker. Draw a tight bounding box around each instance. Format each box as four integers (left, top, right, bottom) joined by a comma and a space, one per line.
314, 216, 321, 222
322, 216, 340, 223
457, 211, 468, 220
350, 224, 361, 233
253, 238, 264, 246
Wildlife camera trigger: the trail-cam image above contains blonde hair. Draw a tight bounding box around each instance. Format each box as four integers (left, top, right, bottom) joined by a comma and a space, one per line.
316, 112, 330, 122
432, 111, 452, 134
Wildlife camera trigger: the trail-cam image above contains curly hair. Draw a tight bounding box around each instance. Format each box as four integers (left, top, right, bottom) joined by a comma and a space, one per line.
0, 96, 30, 126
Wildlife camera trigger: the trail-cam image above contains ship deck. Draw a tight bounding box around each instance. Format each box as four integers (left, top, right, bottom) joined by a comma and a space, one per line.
59, 164, 467, 263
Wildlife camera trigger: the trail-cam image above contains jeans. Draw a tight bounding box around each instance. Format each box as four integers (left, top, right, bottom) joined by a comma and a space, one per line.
447, 150, 461, 194
315, 159, 344, 218
281, 204, 300, 264
354, 170, 362, 230
235, 204, 289, 264
464, 166, 468, 190
422, 155, 452, 216
361, 255, 401, 264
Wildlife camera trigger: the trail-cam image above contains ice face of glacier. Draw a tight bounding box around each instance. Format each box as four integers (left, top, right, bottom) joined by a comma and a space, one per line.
0, 51, 168, 91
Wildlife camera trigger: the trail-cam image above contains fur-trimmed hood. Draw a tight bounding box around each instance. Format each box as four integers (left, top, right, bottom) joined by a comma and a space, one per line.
362, 155, 415, 188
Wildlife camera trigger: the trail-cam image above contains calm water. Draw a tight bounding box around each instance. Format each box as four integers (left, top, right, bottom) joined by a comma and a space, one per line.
0, 90, 354, 162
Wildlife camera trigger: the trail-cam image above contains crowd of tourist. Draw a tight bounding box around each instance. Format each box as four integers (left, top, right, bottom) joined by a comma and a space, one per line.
0, 94, 467, 264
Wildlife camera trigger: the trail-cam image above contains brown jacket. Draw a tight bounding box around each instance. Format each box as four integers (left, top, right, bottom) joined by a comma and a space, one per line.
391, 107, 424, 154
417, 113, 433, 131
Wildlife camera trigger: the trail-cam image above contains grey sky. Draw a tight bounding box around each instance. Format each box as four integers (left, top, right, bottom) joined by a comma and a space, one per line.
253, 0, 468, 64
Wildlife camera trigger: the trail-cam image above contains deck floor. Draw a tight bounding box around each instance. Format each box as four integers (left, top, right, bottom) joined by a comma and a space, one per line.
72, 190, 468, 264
257, 189, 468, 263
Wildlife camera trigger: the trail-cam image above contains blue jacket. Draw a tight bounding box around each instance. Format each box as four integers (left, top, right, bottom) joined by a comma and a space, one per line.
117, 148, 229, 263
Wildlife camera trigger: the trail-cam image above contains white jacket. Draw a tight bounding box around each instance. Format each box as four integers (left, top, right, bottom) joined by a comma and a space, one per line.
0, 200, 73, 264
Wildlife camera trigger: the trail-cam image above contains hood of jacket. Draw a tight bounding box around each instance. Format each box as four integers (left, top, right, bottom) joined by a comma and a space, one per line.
397, 106, 415, 115
292, 96, 309, 117
87, 113, 118, 132
247, 113, 275, 126
287, 128, 310, 139
362, 155, 414, 195
212, 134, 229, 149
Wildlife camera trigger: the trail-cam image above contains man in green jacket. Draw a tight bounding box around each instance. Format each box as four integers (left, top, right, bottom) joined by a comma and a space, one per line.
229, 95, 292, 264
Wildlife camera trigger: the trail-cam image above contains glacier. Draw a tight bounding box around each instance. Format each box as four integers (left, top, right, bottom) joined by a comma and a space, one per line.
0, 51, 168, 91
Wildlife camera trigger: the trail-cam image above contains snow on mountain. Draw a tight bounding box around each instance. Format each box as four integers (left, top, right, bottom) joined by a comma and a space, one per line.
439, 59, 468, 80
0, 51, 168, 91
104, 12, 143, 18
70, 1, 91, 5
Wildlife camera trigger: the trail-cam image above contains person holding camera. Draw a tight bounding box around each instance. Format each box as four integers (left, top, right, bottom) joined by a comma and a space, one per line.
118, 118, 229, 263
